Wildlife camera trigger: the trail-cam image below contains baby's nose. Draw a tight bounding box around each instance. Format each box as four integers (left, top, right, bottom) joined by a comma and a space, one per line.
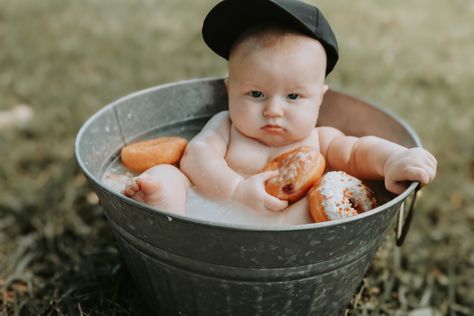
263, 98, 284, 117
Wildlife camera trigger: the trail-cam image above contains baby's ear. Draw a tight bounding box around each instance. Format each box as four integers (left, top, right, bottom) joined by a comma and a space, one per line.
224, 77, 229, 89
320, 84, 329, 103
321, 84, 329, 95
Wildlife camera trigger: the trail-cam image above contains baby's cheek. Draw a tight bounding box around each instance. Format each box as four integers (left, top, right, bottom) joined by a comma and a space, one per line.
291, 116, 315, 136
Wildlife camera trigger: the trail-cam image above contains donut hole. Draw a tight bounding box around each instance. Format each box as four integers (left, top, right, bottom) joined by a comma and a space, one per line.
349, 197, 363, 213
363, 180, 397, 209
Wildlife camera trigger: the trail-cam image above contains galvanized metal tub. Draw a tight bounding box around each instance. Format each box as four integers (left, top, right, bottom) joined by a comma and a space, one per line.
75, 78, 420, 315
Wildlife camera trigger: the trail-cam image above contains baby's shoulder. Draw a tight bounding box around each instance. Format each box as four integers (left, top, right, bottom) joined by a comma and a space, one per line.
203, 111, 231, 130
214, 110, 229, 119
314, 126, 345, 154
197, 111, 231, 144
315, 126, 344, 141
208, 110, 230, 124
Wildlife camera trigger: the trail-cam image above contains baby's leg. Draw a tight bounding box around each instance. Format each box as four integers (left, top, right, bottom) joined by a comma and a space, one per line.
123, 164, 190, 216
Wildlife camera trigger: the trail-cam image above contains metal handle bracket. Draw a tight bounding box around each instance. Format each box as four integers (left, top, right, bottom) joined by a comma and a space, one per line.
396, 185, 420, 247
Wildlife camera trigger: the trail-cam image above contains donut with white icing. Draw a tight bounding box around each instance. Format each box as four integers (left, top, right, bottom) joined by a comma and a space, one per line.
263, 146, 325, 203
308, 171, 377, 222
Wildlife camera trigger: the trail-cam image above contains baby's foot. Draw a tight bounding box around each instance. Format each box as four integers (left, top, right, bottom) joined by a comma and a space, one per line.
123, 174, 179, 213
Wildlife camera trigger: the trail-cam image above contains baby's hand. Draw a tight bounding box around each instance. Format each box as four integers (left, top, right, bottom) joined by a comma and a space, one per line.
233, 171, 289, 212
383, 147, 437, 194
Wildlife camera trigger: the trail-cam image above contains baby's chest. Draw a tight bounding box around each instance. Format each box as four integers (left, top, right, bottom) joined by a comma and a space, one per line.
225, 141, 270, 176
225, 130, 320, 176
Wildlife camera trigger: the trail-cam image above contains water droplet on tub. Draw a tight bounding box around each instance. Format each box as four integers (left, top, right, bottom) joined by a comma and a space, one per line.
127, 113, 132, 119
105, 126, 110, 133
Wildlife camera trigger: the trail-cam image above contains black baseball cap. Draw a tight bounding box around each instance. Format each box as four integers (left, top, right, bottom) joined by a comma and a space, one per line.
202, 0, 339, 75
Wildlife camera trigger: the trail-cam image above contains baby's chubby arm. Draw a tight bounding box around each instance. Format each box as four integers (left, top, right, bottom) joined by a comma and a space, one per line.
319, 127, 437, 194
180, 111, 288, 211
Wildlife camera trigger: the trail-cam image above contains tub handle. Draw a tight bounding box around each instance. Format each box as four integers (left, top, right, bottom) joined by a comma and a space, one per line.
395, 185, 420, 247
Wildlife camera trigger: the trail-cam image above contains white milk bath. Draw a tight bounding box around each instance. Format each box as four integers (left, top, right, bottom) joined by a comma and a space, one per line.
102, 161, 310, 226
184, 187, 309, 226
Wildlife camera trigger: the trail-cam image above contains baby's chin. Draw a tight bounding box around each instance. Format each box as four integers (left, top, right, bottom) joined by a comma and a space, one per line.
235, 126, 303, 147
253, 133, 300, 148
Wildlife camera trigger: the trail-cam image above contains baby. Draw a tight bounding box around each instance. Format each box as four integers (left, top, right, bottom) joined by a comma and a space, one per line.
123, 0, 436, 223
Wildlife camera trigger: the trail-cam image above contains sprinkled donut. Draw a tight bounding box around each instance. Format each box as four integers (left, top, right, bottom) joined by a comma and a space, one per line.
308, 171, 377, 222
120, 136, 187, 173
263, 146, 325, 203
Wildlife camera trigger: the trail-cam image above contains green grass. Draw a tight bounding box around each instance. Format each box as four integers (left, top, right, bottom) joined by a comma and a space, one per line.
1, 0, 473, 314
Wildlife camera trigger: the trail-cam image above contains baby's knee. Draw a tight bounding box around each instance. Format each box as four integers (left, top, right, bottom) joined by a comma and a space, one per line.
143, 164, 189, 186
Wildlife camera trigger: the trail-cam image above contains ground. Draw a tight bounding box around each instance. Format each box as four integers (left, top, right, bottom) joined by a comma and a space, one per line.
0, 0, 473, 315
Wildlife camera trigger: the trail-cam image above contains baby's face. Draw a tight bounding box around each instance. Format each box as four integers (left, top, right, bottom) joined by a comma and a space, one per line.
226, 33, 328, 147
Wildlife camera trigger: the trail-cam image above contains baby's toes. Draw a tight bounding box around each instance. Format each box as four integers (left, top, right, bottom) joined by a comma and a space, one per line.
137, 177, 161, 195
123, 178, 139, 196
123, 186, 137, 197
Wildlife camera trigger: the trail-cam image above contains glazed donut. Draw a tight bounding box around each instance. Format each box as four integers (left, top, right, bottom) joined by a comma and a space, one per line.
263, 146, 325, 203
120, 136, 187, 173
308, 171, 377, 222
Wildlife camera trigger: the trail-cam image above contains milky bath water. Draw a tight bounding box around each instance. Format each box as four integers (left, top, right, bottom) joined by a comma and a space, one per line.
102, 158, 310, 226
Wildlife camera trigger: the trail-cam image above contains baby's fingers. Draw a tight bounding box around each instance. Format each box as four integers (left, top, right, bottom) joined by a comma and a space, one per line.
426, 151, 437, 167
257, 170, 279, 182
396, 166, 430, 185
425, 163, 437, 183
409, 166, 433, 185
385, 179, 409, 195
422, 152, 437, 174
264, 194, 288, 212
414, 148, 437, 176
387, 167, 432, 194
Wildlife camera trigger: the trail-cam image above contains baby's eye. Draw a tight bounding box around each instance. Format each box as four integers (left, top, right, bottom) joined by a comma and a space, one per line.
249, 91, 264, 98
287, 93, 299, 100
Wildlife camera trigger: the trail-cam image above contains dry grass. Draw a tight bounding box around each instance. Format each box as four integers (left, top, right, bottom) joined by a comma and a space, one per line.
0, 0, 473, 314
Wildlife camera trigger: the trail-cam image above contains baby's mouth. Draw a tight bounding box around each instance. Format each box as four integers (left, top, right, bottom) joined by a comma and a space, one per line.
262, 124, 285, 133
